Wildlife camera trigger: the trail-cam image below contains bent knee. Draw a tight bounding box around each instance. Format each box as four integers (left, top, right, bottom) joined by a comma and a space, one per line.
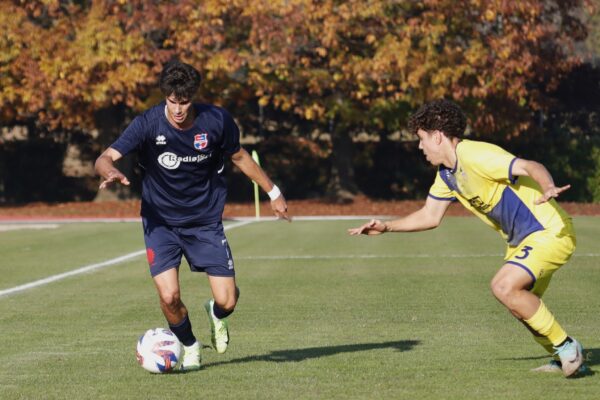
213, 287, 239, 312
215, 297, 237, 312
490, 279, 514, 303
159, 290, 182, 308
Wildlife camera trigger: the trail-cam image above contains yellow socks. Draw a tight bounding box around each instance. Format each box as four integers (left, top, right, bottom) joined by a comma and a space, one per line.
524, 300, 568, 346
532, 335, 558, 358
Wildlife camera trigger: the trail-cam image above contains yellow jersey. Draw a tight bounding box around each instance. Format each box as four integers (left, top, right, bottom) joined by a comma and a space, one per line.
428, 139, 572, 246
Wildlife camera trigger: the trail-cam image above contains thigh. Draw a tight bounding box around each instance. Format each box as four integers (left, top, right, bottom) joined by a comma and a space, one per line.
504, 230, 576, 296
143, 217, 183, 277
180, 222, 235, 277
492, 262, 536, 291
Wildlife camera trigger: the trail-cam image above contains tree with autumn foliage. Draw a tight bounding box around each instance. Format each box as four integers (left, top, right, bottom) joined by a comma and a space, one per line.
0, 0, 596, 203
148, 0, 596, 200
0, 1, 164, 130
225, 0, 593, 200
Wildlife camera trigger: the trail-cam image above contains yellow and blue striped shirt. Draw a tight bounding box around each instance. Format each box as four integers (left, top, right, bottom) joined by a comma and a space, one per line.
428, 140, 572, 246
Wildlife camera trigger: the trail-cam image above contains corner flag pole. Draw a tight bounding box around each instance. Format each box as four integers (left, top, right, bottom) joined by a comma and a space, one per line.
251, 150, 261, 220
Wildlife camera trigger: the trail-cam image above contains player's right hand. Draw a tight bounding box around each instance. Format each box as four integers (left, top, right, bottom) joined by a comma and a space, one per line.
99, 170, 130, 190
347, 219, 387, 236
271, 195, 291, 222
535, 184, 570, 205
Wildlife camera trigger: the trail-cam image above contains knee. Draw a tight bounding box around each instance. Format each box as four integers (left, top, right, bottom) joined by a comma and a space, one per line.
215, 287, 239, 312
490, 279, 513, 304
215, 296, 237, 313
159, 290, 182, 311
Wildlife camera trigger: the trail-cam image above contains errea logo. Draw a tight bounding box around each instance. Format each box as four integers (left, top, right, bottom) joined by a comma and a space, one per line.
155, 135, 167, 145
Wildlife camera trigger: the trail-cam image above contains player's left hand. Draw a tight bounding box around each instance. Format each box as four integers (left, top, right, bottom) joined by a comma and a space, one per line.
535, 184, 570, 204
99, 170, 130, 190
271, 196, 291, 222
347, 219, 387, 235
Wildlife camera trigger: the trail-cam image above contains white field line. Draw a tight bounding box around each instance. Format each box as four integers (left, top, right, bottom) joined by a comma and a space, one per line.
0, 218, 141, 224
0, 215, 391, 224
237, 254, 502, 260
236, 253, 600, 260
0, 219, 254, 299
0, 224, 60, 231
230, 216, 392, 221
0, 250, 147, 298
2, 216, 598, 298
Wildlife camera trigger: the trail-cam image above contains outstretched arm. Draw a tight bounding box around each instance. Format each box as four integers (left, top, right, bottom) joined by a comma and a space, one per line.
230, 147, 290, 221
94, 148, 130, 189
511, 159, 570, 204
348, 196, 451, 236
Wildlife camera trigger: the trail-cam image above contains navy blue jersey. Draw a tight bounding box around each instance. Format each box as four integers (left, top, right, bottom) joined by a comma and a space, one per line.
110, 102, 241, 226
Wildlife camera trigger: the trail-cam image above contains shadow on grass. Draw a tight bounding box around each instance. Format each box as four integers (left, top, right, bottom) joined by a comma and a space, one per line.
200, 339, 420, 370
499, 347, 598, 378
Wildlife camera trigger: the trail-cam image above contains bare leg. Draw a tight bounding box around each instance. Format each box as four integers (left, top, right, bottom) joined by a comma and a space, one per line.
491, 263, 569, 356
490, 264, 539, 319
207, 275, 238, 314
153, 268, 188, 324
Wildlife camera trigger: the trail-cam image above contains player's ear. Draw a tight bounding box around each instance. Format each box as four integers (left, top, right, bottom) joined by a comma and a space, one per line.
432, 130, 444, 145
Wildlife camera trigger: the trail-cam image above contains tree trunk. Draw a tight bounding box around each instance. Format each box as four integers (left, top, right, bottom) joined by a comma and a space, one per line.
93, 104, 138, 201
326, 125, 359, 203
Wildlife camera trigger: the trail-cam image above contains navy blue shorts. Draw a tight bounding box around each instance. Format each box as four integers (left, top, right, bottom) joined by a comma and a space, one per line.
142, 218, 235, 278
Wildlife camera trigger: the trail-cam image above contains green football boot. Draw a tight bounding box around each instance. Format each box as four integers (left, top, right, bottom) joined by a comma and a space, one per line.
204, 299, 229, 354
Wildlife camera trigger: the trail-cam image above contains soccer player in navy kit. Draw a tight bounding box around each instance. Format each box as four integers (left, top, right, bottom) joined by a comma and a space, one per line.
95, 60, 290, 370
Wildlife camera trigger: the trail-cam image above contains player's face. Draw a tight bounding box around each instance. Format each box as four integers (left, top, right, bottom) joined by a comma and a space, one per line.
165, 95, 193, 128
417, 129, 443, 166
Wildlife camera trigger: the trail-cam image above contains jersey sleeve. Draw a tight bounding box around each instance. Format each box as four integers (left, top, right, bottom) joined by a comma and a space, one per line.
220, 108, 241, 155
463, 141, 517, 184
110, 116, 147, 156
428, 171, 457, 201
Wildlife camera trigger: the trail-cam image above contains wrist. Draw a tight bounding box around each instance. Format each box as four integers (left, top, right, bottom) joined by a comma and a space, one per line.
267, 185, 281, 201
383, 222, 392, 233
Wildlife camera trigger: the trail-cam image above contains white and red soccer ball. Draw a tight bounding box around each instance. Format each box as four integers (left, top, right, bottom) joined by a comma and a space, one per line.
136, 328, 182, 373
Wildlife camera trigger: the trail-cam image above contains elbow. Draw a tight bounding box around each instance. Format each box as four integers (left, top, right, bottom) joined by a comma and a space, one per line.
93, 157, 101, 174
423, 216, 442, 230
520, 160, 545, 177
229, 152, 246, 167
425, 222, 440, 231
94, 156, 104, 173
230, 156, 242, 167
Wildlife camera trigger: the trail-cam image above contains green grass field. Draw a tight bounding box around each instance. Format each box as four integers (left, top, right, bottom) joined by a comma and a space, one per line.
0, 217, 598, 399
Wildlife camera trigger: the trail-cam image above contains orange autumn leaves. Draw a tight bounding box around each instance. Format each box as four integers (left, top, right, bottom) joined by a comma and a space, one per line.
1, 0, 594, 136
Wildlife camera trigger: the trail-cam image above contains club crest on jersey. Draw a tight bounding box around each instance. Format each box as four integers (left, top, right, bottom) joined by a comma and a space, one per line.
194, 133, 208, 150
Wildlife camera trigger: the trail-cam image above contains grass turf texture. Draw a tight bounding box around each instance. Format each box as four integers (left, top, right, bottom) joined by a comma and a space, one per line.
0, 217, 598, 399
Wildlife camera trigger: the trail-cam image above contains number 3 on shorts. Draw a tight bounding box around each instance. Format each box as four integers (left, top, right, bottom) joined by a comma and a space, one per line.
515, 245, 533, 260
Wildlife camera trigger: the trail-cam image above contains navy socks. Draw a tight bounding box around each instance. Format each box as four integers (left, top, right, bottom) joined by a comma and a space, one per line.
212, 302, 234, 319
169, 314, 197, 346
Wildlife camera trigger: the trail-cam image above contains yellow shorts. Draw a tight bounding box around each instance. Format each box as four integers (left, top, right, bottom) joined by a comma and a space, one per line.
504, 227, 576, 296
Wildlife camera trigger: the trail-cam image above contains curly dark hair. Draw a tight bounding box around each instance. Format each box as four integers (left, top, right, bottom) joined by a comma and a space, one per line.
407, 99, 467, 138
159, 60, 202, 99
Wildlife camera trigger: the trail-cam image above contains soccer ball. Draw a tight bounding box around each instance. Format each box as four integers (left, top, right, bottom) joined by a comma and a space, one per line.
136, 328, 182, 373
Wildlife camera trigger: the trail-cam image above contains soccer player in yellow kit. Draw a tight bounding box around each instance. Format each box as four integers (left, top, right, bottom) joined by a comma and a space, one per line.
348, 99, 585, 377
